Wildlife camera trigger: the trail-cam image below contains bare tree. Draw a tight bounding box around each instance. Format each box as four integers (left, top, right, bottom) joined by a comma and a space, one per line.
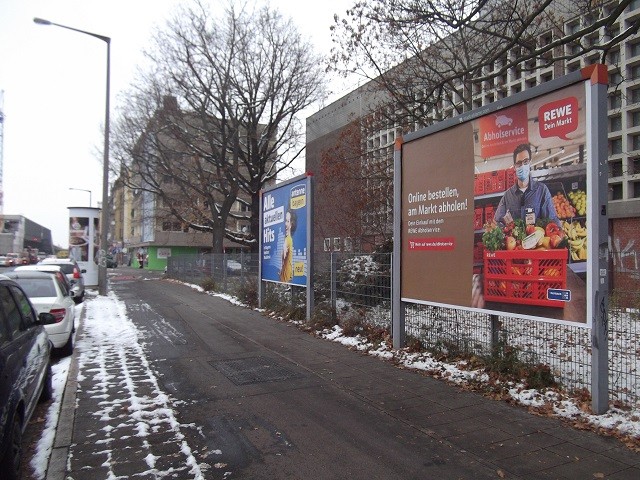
330, 0, 639, 125
112, 0, 327, 252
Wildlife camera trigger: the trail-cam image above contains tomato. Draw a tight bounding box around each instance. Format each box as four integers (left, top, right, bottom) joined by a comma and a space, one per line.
545, 222, 561, 237
526, 225, 536, 235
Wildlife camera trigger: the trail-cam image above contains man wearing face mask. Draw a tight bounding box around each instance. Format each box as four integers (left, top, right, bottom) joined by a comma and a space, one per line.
493, 143, 561, 228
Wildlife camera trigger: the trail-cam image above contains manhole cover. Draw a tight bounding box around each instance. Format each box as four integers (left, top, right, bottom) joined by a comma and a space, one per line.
211, 356, 302, 385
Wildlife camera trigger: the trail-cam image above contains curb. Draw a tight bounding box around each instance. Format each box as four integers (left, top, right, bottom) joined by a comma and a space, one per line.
44, 301, 86, 480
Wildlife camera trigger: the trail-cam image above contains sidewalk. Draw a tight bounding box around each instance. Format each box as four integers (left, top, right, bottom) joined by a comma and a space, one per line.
45, 267, 640, 479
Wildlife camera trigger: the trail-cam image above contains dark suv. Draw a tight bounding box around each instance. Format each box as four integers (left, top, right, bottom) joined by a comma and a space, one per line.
0, 275, 57, 479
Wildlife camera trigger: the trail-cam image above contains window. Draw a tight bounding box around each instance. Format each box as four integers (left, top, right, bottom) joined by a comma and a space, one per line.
610, 137, 623, 155
610, 91, 622, 110
634, 181, 640, 198
631, 111, 640, 127
610, 69, 623, 84
631, 87, 640, 105
609, 183, 623, 200
610, 160, 623, 177
12, 286, 34, 327
629, 64, 640, 80
630, 42, 640, 58
633, 134, 640, 151
608, 49, 621, 64
0, 285, 22, 337
631, 157, 640, 175
610, 115, 622, 132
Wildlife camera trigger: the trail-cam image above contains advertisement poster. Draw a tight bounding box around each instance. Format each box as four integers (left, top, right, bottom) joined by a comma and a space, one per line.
261, 179, 309, 285
401, 82, 589, 325
69, 216, 89, 262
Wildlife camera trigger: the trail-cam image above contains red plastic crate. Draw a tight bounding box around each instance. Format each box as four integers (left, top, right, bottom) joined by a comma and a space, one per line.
483, 249, 568, 308
474, 173, 486, 195
484, 204, 495, 224
473, 242, 485, 263
474, 207, 483, 230
484, 170, 506, 194
505, 167, 516, 189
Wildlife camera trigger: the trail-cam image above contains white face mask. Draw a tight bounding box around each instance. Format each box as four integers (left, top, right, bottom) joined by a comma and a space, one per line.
516, 164, 530, 181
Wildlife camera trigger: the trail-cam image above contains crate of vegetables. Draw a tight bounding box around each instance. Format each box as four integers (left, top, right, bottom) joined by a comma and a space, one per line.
481, 219, 569, 308
483, 249, 568, 307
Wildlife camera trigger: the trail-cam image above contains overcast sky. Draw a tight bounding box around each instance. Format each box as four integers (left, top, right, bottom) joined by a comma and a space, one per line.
0, 0, 354, 248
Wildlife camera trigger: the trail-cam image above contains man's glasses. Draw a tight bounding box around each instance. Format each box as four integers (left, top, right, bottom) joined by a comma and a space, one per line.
515, 158, 531, 168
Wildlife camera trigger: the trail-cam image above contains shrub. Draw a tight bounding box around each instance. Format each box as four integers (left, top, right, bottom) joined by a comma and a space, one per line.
236, 278, 258, 308
405, 334, 424, 353
483, 339, 558, 389
340, 310, 365, 336
307, 302, 337, 331
200, 277, 216, 292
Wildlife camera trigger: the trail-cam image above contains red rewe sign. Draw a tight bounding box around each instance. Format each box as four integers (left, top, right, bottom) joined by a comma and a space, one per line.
479, 104, 528, 158
539, 97, 579, 140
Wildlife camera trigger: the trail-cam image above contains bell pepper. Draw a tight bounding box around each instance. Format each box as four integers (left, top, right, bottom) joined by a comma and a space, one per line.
545, 222, 561, 237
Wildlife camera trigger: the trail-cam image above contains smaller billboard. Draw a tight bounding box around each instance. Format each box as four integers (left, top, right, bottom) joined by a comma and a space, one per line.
261, 177, 309, 285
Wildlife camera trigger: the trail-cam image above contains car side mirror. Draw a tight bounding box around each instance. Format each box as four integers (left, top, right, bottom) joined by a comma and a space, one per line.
69, 290, 76, 298
38, 312, 57, 325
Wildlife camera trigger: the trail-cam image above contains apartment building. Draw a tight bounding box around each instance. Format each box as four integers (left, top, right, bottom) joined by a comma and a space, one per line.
111, 97, 254, 270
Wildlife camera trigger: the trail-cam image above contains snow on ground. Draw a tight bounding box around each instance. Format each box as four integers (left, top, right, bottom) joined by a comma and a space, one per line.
30, 289, 213, 480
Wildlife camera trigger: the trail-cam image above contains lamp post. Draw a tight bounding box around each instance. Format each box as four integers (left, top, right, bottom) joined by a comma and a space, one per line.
69, 187, 92, 207
34, 17, 110, 296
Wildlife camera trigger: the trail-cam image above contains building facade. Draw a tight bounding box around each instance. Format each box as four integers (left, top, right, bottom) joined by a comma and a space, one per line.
111, 98, 255, 270
0, 215, 53, 256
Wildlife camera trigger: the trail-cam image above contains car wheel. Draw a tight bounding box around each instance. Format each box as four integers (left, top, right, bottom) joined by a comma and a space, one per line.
59, 331, 74, 357
0, 414, 23, 480
40, 363, 53, 402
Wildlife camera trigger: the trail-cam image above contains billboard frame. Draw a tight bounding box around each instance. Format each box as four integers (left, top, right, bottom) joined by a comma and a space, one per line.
393, 65, 609, 413
258, 173, 314, 321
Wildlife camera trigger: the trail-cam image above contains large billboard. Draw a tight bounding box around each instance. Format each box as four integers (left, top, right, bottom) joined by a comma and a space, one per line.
261, 176, 310, 285
398, 66, 608, 327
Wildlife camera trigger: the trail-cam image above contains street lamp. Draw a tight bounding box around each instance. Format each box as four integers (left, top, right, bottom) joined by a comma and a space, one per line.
34, 17, 110, 296
69, 187, 92, 207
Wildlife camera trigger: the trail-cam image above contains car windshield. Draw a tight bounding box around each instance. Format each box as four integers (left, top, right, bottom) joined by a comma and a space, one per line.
14, 278, 56, 298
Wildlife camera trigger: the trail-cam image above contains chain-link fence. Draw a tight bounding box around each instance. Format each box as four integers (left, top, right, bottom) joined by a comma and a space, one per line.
166, 251, 639, 406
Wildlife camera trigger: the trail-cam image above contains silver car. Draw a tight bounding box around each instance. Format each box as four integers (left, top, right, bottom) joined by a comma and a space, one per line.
38, 258, 86, 303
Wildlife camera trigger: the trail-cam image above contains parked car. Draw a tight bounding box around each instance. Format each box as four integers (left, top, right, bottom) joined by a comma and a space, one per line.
38, 258, 85, 304
0, 274, 56, 480
226, 259, 243, 274
3, 270, 75, 356
0, 256, 11, 267
5, 253, 22, 266
13, 265, 74, 300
